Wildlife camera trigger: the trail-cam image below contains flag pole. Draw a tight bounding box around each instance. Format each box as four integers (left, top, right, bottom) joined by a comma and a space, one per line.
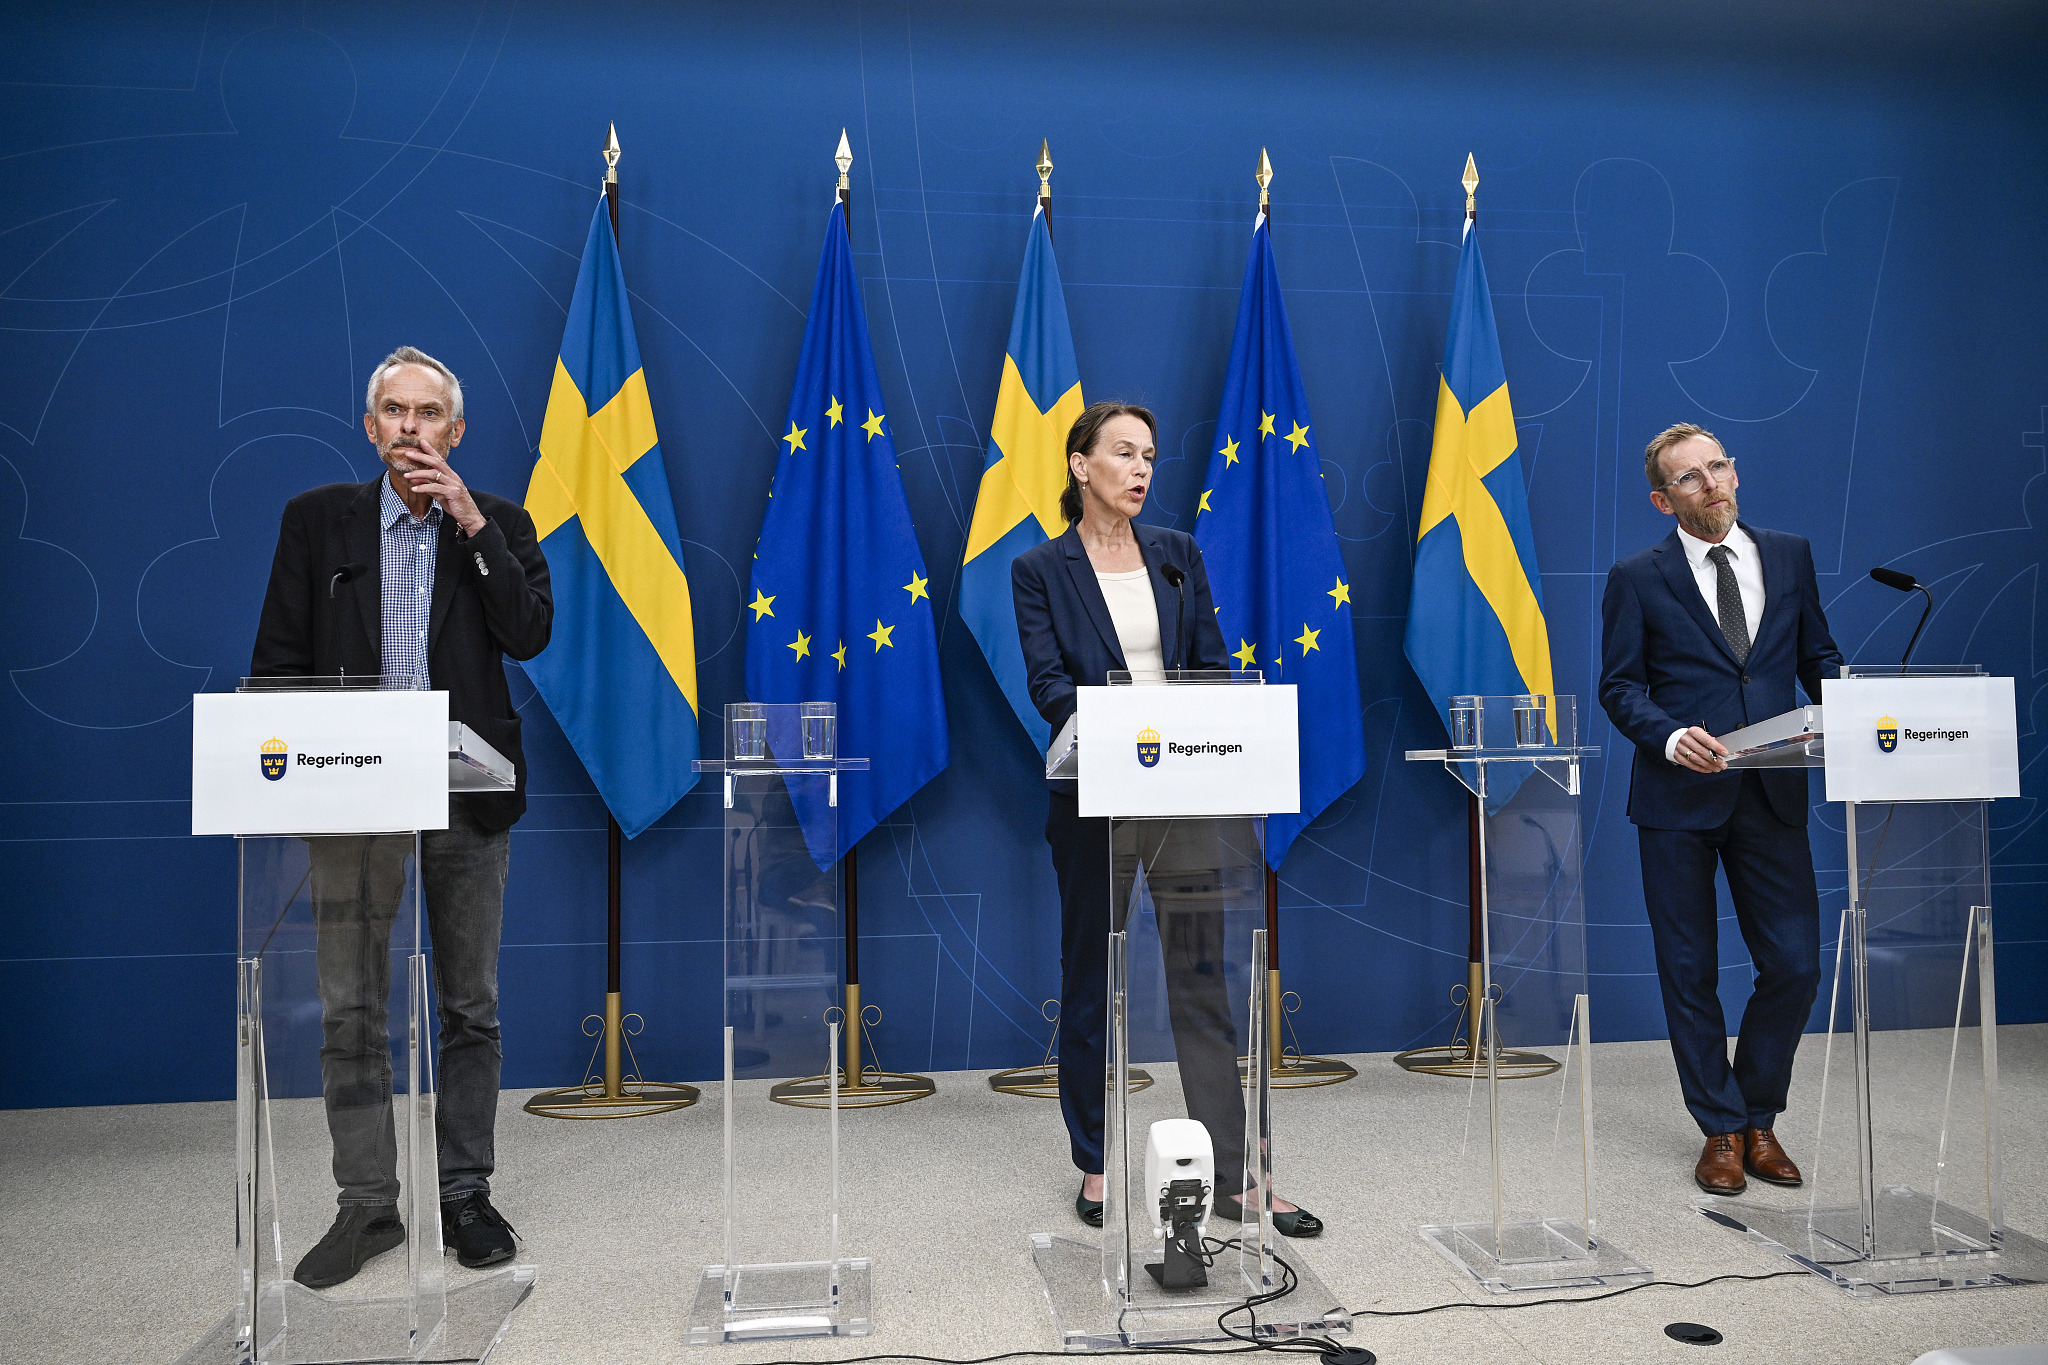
989, 140, 1159, 1101
768, 129, 935, 1109
1251, 147, 1355, 1090
837, 129, 863, 1100
526, 122, 699, 1119
1394, 156, 1558, 1081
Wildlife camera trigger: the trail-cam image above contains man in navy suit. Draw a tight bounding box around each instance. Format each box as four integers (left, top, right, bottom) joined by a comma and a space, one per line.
1599, 423, 1841, 1196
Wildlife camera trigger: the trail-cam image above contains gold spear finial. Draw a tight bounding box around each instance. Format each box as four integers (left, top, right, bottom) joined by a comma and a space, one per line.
836, 128, 853, 192
1256, 147, 1273, 209
603, 122, 620, 184
1462, 153, 1478, 219
1037, 138, 1053, 199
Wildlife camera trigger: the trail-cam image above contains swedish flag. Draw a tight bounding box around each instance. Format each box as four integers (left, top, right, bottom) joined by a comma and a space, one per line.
745, 201, 948, 864
1404, 217, 1554, 741
960, 205, 1084, 753
1196, 210, 1366, 866
522, 196, 699, 838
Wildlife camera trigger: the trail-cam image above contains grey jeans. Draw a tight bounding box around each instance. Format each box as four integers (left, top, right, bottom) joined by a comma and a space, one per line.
308, 796, 510, 1207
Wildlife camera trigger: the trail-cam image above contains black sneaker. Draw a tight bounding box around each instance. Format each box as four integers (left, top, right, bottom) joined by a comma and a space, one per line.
441, 1191, 518, 1269
293, 1205, 405, 1288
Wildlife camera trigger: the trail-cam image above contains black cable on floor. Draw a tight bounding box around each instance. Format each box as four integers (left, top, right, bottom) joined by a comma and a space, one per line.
741, 1266, 1817, 1365
1352, 1268, 1812, 1317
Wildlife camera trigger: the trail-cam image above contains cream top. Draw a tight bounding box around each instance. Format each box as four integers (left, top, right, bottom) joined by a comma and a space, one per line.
1095, 568, 1164, 678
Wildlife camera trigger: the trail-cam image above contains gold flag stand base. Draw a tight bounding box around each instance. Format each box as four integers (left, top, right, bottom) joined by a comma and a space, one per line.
770, 984, 938, 1109
524, 992, 700, 1119
1392, 964, 1560, 1079
989, 1001, 1154, 1097
1238, 971, 1359, 1089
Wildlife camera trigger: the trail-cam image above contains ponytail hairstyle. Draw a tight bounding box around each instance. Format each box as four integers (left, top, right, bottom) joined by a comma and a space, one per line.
1059, 401, 1158, 523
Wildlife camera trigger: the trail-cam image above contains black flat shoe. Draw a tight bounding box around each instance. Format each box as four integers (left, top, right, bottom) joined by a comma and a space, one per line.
294, 1205, 404, 1288
442, 1191, 519, 1269
1076, 1187, 1104, 1228
1211, 1192, 1324, 1239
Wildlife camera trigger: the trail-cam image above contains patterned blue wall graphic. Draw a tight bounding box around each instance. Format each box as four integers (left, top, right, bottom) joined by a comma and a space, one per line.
1, 1, 2043, 1106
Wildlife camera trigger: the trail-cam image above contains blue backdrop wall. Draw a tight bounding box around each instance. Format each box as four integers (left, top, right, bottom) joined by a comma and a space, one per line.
4, 0, 2044, 1108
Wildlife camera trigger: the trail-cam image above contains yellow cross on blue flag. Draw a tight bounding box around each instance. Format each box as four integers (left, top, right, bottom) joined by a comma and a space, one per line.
1196, 209, 1366, 866
745, 200, 949, 865
1404, 216, 1554, 748
959, 204, 1084, 753
522, 195, 700, 838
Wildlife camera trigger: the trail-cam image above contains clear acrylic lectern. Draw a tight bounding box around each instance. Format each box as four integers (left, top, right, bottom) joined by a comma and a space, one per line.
1032, 673, 1351, 1350
685, 702, 873, 1344
1406, 695, 1650, 1292
181, 677, 532, 1365
1704, 664, 2048, 1295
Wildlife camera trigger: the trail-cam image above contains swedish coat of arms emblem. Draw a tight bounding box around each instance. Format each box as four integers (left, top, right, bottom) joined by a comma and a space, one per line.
1136, 727, 1161, 769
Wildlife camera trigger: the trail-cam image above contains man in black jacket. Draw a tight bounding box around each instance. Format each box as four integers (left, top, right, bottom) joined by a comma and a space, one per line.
251, 345, 551, 1286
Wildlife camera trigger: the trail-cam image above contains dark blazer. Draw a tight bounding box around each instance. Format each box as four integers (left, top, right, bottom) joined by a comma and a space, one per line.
1013, 522, 1230, 788
251, 477, 553, 832
1599, 523, 1841, 831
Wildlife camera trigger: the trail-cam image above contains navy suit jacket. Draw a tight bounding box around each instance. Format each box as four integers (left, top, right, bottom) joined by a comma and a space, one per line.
1013, 522, 1230, 789
1598, 523, 1841, 831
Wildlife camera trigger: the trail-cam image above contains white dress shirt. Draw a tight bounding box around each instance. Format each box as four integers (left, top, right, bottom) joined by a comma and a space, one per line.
1664, 523, 1765, 764
1096, 568, 1165, 678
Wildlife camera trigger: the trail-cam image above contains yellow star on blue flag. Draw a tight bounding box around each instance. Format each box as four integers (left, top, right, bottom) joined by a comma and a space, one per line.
745, 200, 948, 864
1196, 206, 1366, 865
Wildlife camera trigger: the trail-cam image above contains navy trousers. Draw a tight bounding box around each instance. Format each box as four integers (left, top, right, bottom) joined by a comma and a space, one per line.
1045, 793, 1247, 1192
1638, 771, 1823, 1137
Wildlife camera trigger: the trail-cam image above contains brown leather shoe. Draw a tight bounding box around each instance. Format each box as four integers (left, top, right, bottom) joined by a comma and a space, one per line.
1695, 1131, 1747, 1195
1742, 1127, 1803, 1187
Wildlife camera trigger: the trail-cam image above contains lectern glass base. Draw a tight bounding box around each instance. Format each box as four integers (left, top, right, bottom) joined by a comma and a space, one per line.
1029, 1233, 1349, 1351
179, 1264, 538, 1365
1700, 1191, 2048, 1296
685, 1258, 873, 1344
1420, 1219, 1651, 1292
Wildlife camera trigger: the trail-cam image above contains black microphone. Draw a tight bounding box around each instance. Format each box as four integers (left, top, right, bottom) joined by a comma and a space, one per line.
328, 562, 368, 684
1161, 563, 1188, 672
1869, 566, 1934, 668
330, 562, 369, 598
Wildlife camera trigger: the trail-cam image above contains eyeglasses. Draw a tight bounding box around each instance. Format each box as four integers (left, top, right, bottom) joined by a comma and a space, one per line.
1656, 456, 1735, 495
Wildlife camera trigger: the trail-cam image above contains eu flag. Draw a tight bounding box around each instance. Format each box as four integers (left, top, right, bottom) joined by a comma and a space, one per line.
1403, 217, 1554, 747
959, 204, 1084, 754
1196, 211, 1366, 866
522, 196, 699, 839
745, 201, 949, 864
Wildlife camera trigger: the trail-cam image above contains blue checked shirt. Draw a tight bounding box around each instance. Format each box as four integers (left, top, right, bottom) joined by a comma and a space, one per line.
379, 477, 442, 687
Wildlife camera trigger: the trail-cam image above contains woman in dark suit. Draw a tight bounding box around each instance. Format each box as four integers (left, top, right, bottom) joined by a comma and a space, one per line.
1011, 401, 1322, 1237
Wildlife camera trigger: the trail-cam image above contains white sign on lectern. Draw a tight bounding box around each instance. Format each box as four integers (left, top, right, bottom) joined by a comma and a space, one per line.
1075, 684, 1299, 818
1820, 675, 2019, 803
192, 690, 450, 835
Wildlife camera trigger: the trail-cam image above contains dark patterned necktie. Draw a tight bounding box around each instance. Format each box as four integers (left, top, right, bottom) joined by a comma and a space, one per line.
1706, 544, 1751, 664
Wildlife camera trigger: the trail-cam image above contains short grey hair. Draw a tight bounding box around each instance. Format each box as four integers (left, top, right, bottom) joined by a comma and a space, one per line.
365, 345, 464, 422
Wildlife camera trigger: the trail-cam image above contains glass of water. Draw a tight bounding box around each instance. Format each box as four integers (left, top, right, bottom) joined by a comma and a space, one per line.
1448, 695, 1482, 750
801, 701, 836, 760
1513, 694, 1548, 748
728, 703, 767, 762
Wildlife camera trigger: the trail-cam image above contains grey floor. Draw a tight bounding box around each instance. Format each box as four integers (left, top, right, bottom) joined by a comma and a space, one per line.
5, 1029, 2048, 1365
